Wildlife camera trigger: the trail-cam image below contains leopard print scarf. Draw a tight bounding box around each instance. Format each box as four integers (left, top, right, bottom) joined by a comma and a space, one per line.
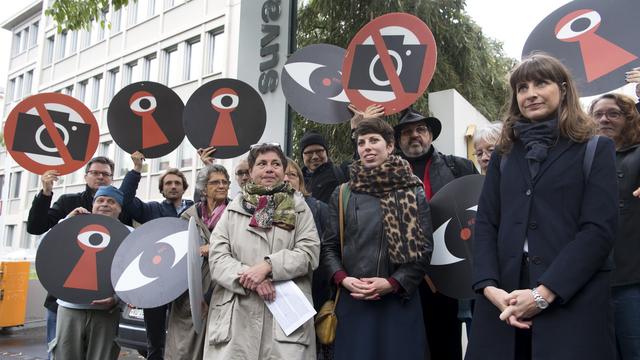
349, 155, 427, 264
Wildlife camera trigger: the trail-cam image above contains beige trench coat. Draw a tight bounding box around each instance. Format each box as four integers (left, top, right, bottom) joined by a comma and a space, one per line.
165, 204, 214, 360
204, 193, 320, 360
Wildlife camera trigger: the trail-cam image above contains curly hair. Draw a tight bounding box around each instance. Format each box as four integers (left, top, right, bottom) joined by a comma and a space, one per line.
194, 164, 229, 201
589, 93, 640, 149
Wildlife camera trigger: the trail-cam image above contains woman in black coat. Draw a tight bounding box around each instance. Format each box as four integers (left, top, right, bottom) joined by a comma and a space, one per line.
590, 92, 640, 359
466, 54, 618, 360
322, 118, 433, 360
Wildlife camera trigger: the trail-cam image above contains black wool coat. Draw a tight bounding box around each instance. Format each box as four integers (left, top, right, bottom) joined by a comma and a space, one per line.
467, 136, 618, 360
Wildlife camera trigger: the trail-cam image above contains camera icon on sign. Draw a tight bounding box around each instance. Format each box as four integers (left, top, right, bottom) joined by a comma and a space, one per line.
11, 109, 91, 161
348, 35, 427, 94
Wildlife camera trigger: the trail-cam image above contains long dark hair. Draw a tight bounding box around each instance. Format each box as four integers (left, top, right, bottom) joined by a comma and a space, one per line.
498, 53, 595, 153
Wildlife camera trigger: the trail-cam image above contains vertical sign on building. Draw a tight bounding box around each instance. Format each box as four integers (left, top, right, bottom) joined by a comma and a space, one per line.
235, 0, 292, 149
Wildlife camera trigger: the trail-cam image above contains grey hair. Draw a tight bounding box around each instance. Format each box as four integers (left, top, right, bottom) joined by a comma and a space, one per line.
473, 122, 503, 146
195, 164, 229, 201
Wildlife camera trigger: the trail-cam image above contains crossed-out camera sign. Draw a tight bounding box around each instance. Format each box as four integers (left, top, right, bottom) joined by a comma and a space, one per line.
107, 82, 185, 159
342, 12, 437, 115
4, 93, 100, 175
523, 0, 640, 96
427, 174, 484, 300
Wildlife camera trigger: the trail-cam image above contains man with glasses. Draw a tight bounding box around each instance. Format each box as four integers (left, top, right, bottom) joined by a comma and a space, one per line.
234, 159, 250, 189
300, 131, 348, 203
394, 108, 477, 360
119, 151, 194, 360
27, 156, 132, 359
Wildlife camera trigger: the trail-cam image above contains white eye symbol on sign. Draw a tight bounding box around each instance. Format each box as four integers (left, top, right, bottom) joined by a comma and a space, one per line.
430, 205, 477, 266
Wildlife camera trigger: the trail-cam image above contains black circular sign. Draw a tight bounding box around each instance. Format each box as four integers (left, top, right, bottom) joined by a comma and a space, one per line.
427, 174, 484, 300
282, 44, 351, 124
182, 78, 266, 159
107, 81, 185, 158
522, 0, 640, 96
36, 214, 130, 304
111, 217, 189, 308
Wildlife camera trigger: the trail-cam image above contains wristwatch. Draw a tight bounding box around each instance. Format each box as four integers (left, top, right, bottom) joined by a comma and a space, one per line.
531, 288, 549, 310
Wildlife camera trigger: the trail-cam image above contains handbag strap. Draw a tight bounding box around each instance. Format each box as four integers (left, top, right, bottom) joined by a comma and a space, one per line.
333, 183, 350, 311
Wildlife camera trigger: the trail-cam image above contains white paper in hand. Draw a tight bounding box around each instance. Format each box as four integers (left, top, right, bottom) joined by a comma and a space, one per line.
265, 280, 317, 336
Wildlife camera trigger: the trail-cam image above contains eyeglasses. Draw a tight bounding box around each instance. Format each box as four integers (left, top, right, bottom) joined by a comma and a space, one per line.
593, 110, 623, 120
474, 148, 495, 158
207, 179, 230, 187
400, 125, 429, 137
86, 170, 113, 177
302, 149, 326, 157
235, 170, 250, 177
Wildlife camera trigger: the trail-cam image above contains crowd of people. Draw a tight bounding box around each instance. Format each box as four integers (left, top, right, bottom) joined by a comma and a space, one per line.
27, 52, 640, 360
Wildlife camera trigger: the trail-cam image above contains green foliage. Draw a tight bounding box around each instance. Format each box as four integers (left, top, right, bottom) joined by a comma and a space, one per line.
0, 132, 4, 149
293, 0, 516, 164
45, 0, 131, 32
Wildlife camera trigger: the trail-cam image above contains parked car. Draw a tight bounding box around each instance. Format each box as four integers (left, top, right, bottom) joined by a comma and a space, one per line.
117, 306, 147, 357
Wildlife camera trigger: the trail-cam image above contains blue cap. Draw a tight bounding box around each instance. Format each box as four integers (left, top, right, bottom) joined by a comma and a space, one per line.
94, 185, 124, 206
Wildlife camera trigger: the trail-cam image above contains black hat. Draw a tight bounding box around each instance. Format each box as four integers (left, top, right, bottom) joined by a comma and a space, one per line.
394, 107, 442, 141
300, 131, 327, 156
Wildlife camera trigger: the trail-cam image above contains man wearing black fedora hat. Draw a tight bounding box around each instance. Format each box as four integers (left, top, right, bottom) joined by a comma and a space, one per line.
395, 107, 477, 360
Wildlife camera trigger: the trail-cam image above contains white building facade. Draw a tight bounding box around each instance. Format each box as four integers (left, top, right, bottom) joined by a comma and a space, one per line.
0, 0, 294, 256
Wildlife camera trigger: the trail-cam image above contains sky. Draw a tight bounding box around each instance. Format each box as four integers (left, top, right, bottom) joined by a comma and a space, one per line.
0, 0, 633, 98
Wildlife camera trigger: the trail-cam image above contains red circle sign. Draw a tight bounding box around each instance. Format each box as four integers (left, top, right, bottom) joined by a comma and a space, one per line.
4, 93, 100, 175
342, 13, 437, 115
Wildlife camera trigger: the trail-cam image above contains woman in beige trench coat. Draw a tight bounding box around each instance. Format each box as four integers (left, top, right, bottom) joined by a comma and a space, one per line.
204, 143, 320, 360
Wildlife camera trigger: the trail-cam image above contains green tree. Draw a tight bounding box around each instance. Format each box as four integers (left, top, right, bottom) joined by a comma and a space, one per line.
293, 0, 515, 164
45, 0, 130, 32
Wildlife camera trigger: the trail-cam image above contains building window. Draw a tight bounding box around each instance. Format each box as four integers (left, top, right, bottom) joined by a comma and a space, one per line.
29, 22, 39, 47
23, 71, 33, 98
177, 140, 194, 168
106, 68, 120, 104
27, 172, 39, 190
111, 8, 122, 32
12, 31, 21, 55
143, 54, 158, 82
127, 0, 138, 26
10, 171, 22, 198
90, 75, 103, 110
56, 31, 67, 60
44, 35, 54, 65
20, 28, 29, 53
69, 31, 78, 54
163, 46, 180, 86
7, 78, 15, 103
14, 75, 23, 101
99, 141, 114, 158
185, 37, 202, 81
62, 84, 74, 96
124, 60, 142, 85
164, 0, 174, 9
4, 225, 15, 247
20, 225, 36, 249
96, 12, 106, 41
81, 29, 92, 49
155, 153, 173, 172
76, 80, 88, 102
206, 29, 224, 74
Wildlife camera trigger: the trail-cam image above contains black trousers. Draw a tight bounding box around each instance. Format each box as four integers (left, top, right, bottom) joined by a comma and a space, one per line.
419, 282, 463, 360
143, 305, 167, 360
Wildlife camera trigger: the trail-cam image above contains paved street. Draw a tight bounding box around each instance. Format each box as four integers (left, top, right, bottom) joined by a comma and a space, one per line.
0, 323, 144, 360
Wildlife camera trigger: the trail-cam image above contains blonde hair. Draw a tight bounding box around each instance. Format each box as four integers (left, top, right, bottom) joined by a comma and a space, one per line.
498, 53, 595, 153
286, 157, 309, 196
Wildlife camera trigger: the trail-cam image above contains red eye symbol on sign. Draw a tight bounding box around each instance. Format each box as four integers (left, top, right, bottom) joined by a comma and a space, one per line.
129, 91, 170, 149
63, 224, 111, 291
555, 9, 638, 82
209, 88, 239, 147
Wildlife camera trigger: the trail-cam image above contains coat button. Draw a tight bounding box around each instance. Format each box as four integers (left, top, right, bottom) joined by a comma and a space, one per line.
525, 189, 532, 196
617, 172, 624, 179
619, 200, 625, 208
531, 256, 543, 265
529, 222, 538, 230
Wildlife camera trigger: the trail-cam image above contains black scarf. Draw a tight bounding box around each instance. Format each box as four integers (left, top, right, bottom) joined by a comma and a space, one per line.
513, 118, 559, 179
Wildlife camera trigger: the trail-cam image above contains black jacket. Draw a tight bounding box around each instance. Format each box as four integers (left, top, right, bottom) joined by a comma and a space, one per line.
613, 144, 640, 286
405, 147, 478, 195
27, 185, 132, 312
322, 185, 433, 297
302, 161, 348, 204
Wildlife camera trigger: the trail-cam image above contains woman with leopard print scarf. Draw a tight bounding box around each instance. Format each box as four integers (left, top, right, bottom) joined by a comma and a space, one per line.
321, 117, 434, 360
